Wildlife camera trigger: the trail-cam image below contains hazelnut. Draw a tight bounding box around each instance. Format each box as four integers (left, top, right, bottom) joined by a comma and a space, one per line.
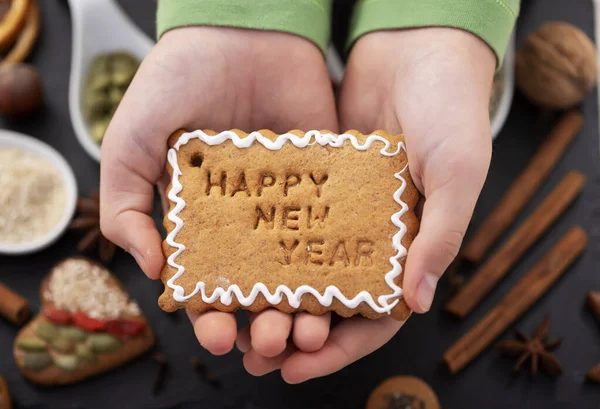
516, 21, 596, 110
0, 63, 43, 117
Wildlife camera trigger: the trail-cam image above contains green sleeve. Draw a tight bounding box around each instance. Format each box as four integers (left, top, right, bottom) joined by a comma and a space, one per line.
157, 0, 332, 55
348, 0, 520, 66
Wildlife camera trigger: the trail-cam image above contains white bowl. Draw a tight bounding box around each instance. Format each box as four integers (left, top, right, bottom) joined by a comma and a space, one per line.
68, 0, 155, 163
491, 31, 516, 140
0, 131, 78, 255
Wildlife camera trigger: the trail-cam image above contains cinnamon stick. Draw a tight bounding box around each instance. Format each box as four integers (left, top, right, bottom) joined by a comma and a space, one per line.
443, 226, 587, 374
0, 282, 30, 325
587, 361, 600, 384
446, 170, 586, 318
461, 111, 583, 264
0, 374, 11, 409
586, 291, 600, 323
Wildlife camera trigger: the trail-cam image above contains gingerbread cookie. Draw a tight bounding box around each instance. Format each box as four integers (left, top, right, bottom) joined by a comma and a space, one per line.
366, 376, 440, 409
13, 257, 154, 385
159, 129, 419, 320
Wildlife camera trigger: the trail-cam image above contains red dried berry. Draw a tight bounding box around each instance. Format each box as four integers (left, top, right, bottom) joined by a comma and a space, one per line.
43, 307, 72, 325
106, 319, 145, 338
72, 312, 106, 332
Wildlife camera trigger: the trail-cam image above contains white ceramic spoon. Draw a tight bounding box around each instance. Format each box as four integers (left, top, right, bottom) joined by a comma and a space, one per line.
67, 0, 154, 163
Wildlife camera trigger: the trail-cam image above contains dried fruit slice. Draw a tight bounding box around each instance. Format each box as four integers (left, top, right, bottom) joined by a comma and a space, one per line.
42, 307, 71, 325
106, 319, 145, 338
72, 312, 106, 332
13, 257, 153, 385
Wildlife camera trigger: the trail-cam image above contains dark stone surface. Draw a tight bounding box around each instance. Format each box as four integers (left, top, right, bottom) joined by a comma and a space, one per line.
0, 0, 599, 408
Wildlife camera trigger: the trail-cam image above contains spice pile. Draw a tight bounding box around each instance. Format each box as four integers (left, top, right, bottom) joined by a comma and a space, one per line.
0, 148, 66, 244
43, 258, 141, 320
82, 51, 140, 143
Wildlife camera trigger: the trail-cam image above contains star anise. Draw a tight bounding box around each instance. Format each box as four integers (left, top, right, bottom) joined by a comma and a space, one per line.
69, 191, 117, 264
382, 393, 425, 409
495, 316, 563, 377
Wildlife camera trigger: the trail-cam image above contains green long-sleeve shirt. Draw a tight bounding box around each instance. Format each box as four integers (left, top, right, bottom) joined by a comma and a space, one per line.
157, 0, 519, 65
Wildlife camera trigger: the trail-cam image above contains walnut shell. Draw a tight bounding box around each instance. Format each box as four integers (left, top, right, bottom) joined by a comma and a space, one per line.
516, 21, 596, 109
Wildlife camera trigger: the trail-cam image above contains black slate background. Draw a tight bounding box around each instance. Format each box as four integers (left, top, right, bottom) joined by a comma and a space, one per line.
1, 0, 599, 408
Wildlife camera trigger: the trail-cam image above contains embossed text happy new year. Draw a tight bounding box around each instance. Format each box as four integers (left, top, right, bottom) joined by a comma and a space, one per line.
201, 170, 375, 267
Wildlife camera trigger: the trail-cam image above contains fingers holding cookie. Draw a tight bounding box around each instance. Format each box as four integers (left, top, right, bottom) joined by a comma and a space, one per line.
292, 312, 331, 352
249, 310, 293, 358
187, 310, 237, 356
243, 343, 297, 377
280, 316, 405, 384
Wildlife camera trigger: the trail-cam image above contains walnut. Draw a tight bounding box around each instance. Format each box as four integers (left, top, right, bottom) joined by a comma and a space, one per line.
516, 21, 596, 109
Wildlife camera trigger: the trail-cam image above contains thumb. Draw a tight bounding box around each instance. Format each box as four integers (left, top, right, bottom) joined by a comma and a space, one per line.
99, 46, 188, 279
402, 139, 491, 313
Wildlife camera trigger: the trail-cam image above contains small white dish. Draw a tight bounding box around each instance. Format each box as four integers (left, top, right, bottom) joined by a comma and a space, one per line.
0, 131, 78, 255
491, 31, 516, 140
67, 0, 155, 163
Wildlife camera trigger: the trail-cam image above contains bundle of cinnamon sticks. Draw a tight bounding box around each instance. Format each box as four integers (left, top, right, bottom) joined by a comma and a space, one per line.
442, 110, 590, 374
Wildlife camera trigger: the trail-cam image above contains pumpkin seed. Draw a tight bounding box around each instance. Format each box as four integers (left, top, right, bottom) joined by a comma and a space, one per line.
75, 343, 95, 362
17, 336, 47, 352
59, 326, 88, 342
51, 337, 74, 354
35, 320, 58, 341
88, 333, 121, 353
53, 354, 80, 371
23, 351, 52, 371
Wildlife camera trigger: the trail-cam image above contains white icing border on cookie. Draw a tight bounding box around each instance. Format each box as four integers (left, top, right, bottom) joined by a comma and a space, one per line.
165, 130, 409, 314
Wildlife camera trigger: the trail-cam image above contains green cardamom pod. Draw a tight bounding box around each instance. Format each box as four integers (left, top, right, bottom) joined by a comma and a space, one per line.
23, 351, 52, 371
90, 55, 111, 76
17, 336, 47, 352
111, 52, 139, 70
108, 86, 126, 106
53, 354, 80, 372
88, 333, 121, 353
59, 326, 88, 342
35, 320, 58, 341
88, 73, 112, 92
83, 92, 110, 121
51, 336, 74, 354
90, 116, 112, 143
111, 70, 135, 87
75, 343, 95, 362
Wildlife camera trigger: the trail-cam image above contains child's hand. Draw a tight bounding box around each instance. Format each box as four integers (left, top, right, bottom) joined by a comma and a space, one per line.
100, 26, 338, 375
100, 26, 494, 384
340, 27, 494, 312
236, 28, 496, 384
